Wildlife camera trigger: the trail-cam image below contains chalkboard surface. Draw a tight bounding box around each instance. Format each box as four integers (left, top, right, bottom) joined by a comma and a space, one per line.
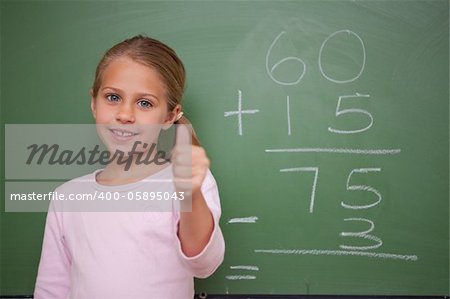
1, 0, 448, 296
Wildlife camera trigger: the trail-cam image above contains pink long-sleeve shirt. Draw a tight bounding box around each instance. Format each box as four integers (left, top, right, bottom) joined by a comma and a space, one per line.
34, 166, 225, 299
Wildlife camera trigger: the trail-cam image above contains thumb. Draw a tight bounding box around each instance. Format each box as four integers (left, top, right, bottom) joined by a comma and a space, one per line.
172, 123, 192, 165
175, 124, 192, 148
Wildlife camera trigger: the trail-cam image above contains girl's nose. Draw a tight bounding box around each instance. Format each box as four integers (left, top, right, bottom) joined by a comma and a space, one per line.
116, 102, 135, 123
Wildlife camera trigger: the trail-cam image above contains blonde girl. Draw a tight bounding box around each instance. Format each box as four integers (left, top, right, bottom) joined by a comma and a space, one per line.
34, 35, 225, 299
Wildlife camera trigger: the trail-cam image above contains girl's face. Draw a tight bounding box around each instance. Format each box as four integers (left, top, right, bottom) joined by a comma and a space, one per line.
91, 56, 179, 154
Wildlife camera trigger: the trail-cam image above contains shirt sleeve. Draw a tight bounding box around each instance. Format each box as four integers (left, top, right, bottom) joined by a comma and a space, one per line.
175, 170, 225, 278
34, 198, 72, 299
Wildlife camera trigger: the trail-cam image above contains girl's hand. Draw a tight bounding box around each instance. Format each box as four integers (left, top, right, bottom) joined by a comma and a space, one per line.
172, 125, 210, 197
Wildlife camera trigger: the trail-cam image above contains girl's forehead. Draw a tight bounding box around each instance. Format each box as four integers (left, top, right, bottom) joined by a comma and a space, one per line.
104, 56, 158, 77
101, 57, 167, 94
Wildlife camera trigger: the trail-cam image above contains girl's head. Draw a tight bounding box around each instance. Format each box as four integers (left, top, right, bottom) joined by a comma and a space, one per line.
91, 35, 199, 146
92, 35, 185, 117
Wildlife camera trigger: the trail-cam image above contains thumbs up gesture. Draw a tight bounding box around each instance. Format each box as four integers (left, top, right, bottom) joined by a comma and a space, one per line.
172, 125, 210, 199
172, 124, 215, 257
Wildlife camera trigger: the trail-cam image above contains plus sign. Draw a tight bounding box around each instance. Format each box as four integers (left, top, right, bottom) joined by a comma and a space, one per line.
224, 90, 259, 136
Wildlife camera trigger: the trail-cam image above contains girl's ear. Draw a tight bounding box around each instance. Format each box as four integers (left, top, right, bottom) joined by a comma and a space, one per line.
163, 104, 181, 130
90, 89, 97, 120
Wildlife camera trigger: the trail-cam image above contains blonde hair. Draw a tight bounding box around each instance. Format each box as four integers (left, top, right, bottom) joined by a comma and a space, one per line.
92, 35, 199, 145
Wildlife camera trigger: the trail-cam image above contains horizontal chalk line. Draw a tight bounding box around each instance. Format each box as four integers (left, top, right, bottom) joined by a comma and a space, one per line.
228, 216, 258, 224
224, 110, 259, 117
254, 249, 418, 261
265, 148, 401, 155
230, 265, 259, 271
225, 275, 257, 280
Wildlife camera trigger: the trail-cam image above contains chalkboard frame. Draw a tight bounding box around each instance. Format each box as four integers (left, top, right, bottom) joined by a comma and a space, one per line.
0, 295, 448, 299
194, 296, 449, 299
1, 0, 448, 297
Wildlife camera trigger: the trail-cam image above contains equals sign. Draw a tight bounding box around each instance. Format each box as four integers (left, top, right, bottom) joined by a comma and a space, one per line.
225, 265, 259, 280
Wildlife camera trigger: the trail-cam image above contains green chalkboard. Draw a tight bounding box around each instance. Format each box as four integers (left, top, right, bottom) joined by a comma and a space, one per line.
1, 0, 449, 296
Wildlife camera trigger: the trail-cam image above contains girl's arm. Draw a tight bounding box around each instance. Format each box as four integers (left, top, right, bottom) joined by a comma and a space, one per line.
178, 190, 214, 256
176, 168, 225, 278
176, 146, 215, 257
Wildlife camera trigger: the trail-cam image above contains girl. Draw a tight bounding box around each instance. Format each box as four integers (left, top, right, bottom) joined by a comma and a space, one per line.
34, 35, 225, 298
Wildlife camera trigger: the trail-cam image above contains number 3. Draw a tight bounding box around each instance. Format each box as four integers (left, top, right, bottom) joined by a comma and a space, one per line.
340, 218, 383, 251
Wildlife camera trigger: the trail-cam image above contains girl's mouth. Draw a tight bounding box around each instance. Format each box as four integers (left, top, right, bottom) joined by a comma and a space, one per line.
108, 128, 139, 141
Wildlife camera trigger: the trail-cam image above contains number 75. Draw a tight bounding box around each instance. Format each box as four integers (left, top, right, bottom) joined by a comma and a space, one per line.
281, 167, 382, 213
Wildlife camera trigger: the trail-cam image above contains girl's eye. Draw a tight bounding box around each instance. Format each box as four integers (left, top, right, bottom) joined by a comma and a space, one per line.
106, 94, 120, 102
137, 99, 153, 109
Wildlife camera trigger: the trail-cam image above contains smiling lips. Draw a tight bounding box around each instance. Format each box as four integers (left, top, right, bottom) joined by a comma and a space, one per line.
108, 128, 139, 141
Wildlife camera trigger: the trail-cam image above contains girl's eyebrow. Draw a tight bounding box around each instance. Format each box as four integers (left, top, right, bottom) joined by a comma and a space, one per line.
101, 86, 160, 101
